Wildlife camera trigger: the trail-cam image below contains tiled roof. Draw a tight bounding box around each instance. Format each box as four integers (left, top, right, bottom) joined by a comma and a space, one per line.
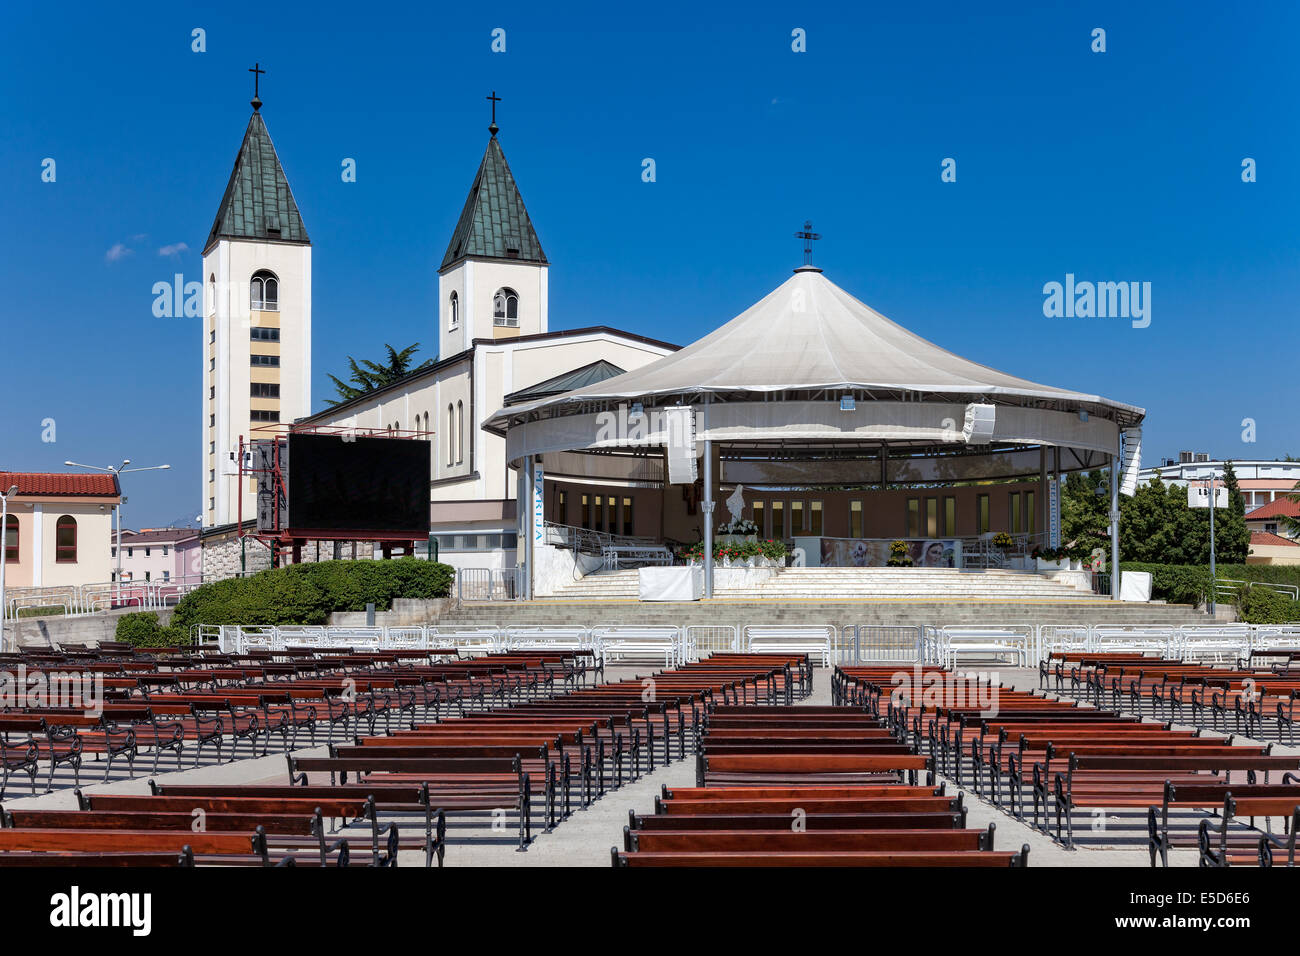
440, 135, 546, 271
0, 472, 120, 497
1245, 497, 1300, 520
205, 111, 309, 253
1249, 531, 1299, 548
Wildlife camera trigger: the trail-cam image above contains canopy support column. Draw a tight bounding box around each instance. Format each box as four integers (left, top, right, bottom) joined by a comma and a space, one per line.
518, 458, 535, 601
1052, 446, 1062, 547
1110, 439, 1120, 600
702, 437, 714, 599
1038, 446, 1048, 547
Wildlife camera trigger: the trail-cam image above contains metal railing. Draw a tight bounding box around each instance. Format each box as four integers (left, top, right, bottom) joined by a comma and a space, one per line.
839, 625, 927, 663
456, 567, 522, 601
2, 576, 206, 620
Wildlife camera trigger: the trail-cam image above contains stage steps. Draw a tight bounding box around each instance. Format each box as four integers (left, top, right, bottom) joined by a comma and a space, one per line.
537, 567, 1101, 602
440, 567, 1211, 630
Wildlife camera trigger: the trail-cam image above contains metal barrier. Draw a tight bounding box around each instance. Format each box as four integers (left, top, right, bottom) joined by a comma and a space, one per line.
841, 625, 925, 663
456, 567, 521, 601
684, 625, 739, 659
196, 619, 1300, 664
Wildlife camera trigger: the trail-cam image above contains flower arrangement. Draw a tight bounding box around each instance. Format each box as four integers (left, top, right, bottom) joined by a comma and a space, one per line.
991, 532, 1015, 551
886, 539, 914, 567
679, 538, 788, 563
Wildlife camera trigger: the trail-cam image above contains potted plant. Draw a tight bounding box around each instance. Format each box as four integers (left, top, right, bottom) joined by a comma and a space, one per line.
886, 540, 914, 567
1031, 545, 1068, 571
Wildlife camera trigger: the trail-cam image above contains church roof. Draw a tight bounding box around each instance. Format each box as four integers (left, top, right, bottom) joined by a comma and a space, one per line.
440, 136, 547, 271
205, 111, 310, 254
504, 360, 627, 405
487, 267, 1145, 430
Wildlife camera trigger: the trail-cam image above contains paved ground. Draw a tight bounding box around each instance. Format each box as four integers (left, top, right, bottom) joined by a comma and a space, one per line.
9, 661, 1294, 867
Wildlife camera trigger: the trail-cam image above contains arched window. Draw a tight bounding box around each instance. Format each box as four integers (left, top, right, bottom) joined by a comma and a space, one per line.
208, 273, 216, 315
448, 291, 459, 330
55, 515, 77, 563
250, 270, 279, 311
447, 404, 455, 466
2, 514, 18, 564
456, 400, 464, 464
493, 288, 518, 327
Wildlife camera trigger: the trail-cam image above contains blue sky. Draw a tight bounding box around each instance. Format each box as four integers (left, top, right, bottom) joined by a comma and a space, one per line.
2, 1, 1297, 526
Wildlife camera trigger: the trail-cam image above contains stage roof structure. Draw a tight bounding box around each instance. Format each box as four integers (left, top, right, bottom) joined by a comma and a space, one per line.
485, 267, 1144, 481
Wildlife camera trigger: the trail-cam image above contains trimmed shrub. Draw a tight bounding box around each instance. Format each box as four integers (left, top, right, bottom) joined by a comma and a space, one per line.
1236, 586, 1300, 625
170, 558, 454, 628
114, 611, 191, 647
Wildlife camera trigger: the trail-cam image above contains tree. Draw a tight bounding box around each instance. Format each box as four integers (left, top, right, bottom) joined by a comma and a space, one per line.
1061, 469, 1109, 554
325, 343, 433, 406
1285, 481, 1300, 539
1209, 461, 1250, 564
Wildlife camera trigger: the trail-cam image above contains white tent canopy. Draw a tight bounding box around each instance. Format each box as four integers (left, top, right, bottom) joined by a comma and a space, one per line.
490, 266, 1141, 603
485, 267, 1144, 467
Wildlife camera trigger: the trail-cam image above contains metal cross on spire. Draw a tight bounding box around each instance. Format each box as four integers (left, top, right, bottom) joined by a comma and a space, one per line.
795, 220, 821, 266
249, 62, 266, 111
487, 91, 501, 136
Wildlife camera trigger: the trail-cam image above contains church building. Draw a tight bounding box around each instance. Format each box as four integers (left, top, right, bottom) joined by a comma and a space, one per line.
201, 81, 678, 572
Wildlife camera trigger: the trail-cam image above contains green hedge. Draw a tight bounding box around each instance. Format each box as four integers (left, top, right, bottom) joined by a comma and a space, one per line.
114, 611, 190, 647
167, 558, 454, 629
1236, 587, 1300, 624
1119, 562, 1300, 612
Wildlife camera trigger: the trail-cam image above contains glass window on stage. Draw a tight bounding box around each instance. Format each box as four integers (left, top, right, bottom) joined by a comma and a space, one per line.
906, 498, 919, 536
810, 500, 823, 535
753, 500, 766, 537
850, 500, 862, 538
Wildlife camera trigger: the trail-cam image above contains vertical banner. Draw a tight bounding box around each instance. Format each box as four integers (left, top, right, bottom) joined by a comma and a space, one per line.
1048, 478, 1060, 548
533, 462, 545, 546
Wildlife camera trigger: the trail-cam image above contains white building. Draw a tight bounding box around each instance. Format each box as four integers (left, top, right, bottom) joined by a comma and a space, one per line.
1138, 457, 1300, 513
202, 92, 312, 529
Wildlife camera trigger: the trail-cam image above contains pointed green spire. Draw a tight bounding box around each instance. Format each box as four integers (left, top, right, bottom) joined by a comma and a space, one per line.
440, 136, 546, 271
205, 111, 309, 254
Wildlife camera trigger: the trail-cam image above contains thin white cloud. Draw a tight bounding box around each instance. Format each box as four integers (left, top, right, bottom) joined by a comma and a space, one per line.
158, 242, 189, 257
105, 243, 133, 262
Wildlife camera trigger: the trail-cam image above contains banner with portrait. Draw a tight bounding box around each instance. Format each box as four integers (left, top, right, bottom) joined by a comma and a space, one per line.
820, 537, 962, 568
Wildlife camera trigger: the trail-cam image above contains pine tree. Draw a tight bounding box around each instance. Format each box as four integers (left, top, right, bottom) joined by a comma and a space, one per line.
325, 343, 434, 406
1212, 461, 1250, 563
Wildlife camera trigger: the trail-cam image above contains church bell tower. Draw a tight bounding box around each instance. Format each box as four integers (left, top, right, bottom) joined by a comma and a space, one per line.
438, 93, 548, 359
201, 65, 312, 528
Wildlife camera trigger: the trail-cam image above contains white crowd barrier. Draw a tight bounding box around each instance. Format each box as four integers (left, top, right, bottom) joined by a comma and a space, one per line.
741, 625, 835, 667
204, 620, 1300, 665
936, 625, 1033, 668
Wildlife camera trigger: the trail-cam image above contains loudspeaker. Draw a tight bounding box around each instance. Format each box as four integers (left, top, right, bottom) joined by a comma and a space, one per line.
962, 403, 996, 444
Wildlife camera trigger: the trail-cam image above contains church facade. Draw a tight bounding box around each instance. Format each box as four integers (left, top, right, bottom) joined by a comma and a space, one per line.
301, 123, 678, 571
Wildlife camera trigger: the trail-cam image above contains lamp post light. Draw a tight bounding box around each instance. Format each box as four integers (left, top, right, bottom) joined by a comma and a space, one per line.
64, 460, 170, 605
0, 484, 19, 652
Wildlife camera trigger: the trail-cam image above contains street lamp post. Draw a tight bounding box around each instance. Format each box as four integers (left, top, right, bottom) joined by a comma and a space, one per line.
0, 484, 19, 652
64, 459, 170, 606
